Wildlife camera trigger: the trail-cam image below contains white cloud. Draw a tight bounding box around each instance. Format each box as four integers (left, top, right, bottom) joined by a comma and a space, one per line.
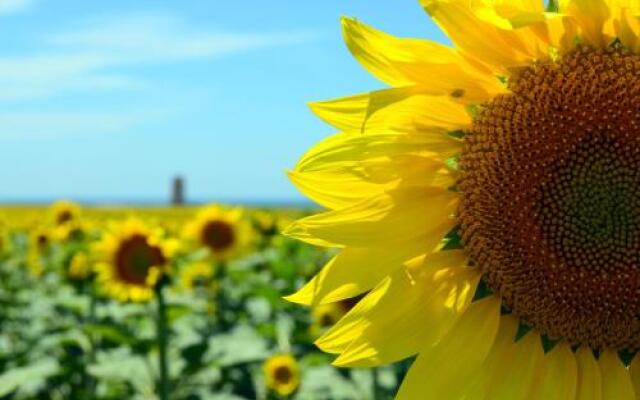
50, 15, 316, 62
0, 112, 139, 139
0, 14, 318, 100
0, 0, 33, 15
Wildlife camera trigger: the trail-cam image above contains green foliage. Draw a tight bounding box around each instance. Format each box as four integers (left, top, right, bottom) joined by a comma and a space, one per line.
0, 213, 404, 399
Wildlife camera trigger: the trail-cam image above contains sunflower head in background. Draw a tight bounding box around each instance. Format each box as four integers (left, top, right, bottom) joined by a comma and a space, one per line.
68, 251, 92, 281
263, 353, 300, 398
49, 200, 81, 226
286, 1, 640, 398
183, 205, 250, 261
94, 219, 172, 302
310, 296, 364, 337
179, 261, 217, 292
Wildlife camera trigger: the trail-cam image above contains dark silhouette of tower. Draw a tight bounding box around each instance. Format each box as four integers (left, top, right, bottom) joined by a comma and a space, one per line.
171, 176, 185, 206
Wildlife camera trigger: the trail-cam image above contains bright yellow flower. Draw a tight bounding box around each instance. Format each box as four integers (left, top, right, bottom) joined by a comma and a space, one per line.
263, 354, 300, 397
49, 200, 81, 226
94, 219, 171, 302
68, 252, 92, 280
287, 2, 640, 398
179, 261, 217, 292
183, 205, 250, 261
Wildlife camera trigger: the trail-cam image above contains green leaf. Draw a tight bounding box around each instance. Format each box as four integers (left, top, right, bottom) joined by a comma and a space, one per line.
0, 358, 59, 397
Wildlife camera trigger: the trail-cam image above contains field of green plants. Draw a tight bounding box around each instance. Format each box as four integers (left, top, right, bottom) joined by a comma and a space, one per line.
0, 203, 405, 400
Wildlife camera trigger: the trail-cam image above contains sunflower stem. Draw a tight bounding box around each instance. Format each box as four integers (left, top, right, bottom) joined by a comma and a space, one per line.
156, 281, 171, 400
84, 283, 97, 397
372, 367, 381, 400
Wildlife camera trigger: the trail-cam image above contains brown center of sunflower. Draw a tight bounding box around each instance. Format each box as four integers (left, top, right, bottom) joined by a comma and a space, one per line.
459, 47, 640, 351
115, 234, 166, 285
200, 220, 235, 252
273, 365, 293, 384
57, 210, 73, 225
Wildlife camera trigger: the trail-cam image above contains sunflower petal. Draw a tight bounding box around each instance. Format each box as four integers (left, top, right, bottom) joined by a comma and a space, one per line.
575, 347, 603, 400
329, 252, 478, 367
599, 350, 635, 400
395, 296, 502, 400
630, 354, 640, 396
529, 343, 577, 400
309, 87, 471, 133
559, 0, 611, 46
421, 0, 544, 71
341, 17, 504, 101
284, 241, 429, 306
284, 186, 457, 248
290, 132, 459, 209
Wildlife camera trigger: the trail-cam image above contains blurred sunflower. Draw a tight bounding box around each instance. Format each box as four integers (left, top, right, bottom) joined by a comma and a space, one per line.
94, 219, 172, 302
25, 227, 51, 277
286, 1, 640, 398
263, 354, 300, 397
179, 261, 217, 292
49, 200, 80, 226
310, 296, 363, 337
183, 205, 250, 261
49, 201, 84, 242
68, 252, 92, 281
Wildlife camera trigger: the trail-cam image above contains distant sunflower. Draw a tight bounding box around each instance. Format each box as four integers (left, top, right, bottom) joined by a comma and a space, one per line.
310, 296, 363, 337
179, 261, 217, 292
183, 205, 249, 261
50, 200, 80, 226
286, 1, 640, 398
68, 252, 92, 281
95, 219, 171, 302
263, 354, 300, 397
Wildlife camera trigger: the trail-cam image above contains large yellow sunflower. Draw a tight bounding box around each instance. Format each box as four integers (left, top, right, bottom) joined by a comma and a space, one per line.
183, 205, 250, 261
286, 1, 640, 398
94, 219, 172, 302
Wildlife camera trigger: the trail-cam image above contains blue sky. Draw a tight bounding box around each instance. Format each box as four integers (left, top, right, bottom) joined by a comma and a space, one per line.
0, 0, 448, 204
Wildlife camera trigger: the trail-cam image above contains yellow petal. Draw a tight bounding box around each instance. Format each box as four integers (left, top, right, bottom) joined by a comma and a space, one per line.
575, 347, 602, 400
559, 0, 611, 47
341, 17, 503, 101
284, 186, 457, 248
529, 343, 577, 400
284, 241, 430, 306
290, 132, 459, 209
599, 350, 635, 400
483, 322, 545, 400
472, 0, 546, 29
328, 252, 478, 367
529, 13, 579, 50
630, 354, 640, 396
395, 296, 502, 400
421, 0, 544, 71
309, 87, 471, 133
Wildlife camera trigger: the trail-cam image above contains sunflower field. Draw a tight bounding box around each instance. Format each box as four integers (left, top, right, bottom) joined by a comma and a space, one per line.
0, 201, 405, 399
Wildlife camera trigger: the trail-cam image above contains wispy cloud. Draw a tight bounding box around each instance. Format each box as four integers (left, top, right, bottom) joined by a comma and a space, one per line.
0, 14, 318, 101
0, 111, 140, 139
50, 15, 317, 62
0, 0, 34, 15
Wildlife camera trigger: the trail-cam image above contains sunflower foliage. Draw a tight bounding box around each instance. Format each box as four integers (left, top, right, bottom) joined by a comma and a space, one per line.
0, 204, 402, 400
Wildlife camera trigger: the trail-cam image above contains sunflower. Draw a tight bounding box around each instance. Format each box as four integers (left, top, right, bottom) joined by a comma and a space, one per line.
179, 261, 217, 292
310, 296, 363, 337
49, 200, 80, 226
183, 205, 249, 261
285, 1, 640, 398
94, 219, 171, 302
68, 251, 92, 281
263, 354, 300, 397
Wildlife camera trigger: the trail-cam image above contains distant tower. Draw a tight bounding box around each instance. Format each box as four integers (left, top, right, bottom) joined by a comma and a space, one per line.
171, 176, 185, 206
